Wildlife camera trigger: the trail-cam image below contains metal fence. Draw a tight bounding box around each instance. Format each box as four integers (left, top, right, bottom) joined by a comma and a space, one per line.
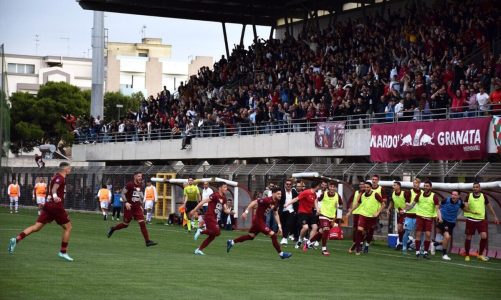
74, 106, 501, 144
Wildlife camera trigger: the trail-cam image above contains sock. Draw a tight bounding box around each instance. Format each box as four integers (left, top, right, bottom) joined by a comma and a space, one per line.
415, 240, 421, 252
60, 242, 68, 254
311, 232, 322, 242
355, 230, 363, 252
322, 246, 327, 251
279, 251, 284, 256
38, 210, 41, 216
366, 228, 374, 243
465, 239, 471, 256
234, 234, 253, 243
199, 235, 215, 250
321, 230, 329, 247
402, 229, 411, 250
352, 227, 357, 243
479, 238, 487, 256
424, 240, 430, 252
113, 223, 128, 231
442, 248, 447, 255
271, 234, 281, 253
187, 219, 192, 231
398, 231, 404, 244
16, 232, 27, 243
102, 211, 106, 216
139, 221, 150, 242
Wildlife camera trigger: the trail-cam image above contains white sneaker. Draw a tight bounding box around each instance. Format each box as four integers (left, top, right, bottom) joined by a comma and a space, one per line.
442, 254, 451, 261
280, 238, 288, 245
288, 235, 295, 241
58, 252, 74, 261
313, 241, 320, 248
194, 248, 205, 255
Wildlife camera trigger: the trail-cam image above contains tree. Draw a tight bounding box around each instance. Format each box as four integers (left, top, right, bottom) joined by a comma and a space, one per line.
103, 91, 142, 122
10, 82, 90, 153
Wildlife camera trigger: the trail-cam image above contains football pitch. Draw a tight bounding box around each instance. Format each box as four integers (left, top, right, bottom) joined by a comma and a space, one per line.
1, 208, 500, 300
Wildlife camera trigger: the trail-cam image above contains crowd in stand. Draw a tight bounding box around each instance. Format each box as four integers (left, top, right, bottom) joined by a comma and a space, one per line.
74, 0, 501, 143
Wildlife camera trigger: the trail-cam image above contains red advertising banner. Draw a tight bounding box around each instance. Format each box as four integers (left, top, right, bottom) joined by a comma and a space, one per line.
315, 122, 345, 149
370, 118, 492, 162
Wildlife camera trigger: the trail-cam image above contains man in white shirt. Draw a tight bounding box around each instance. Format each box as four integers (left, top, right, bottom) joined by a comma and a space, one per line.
394, 99, 405, 118
476, 86, 490, 113
201, 182, 214, 213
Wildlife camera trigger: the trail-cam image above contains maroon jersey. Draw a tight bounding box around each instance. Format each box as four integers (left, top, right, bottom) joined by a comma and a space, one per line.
206, 192, 227, 222
49, 173, 66, 207
125, 181, 144, 207
253, 197, 278, 224
297, 189, 317, 214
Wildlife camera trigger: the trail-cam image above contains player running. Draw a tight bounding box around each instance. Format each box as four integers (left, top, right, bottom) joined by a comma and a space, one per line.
190, 182, 231, 255
463, 182, 499, 262
285, 181, 320, 250
346, 182, 364, 253
8, 162, 74, 261
405, 180, 442, 259
436, 190, 464, 260
107, 172, 157, 247
305, 181, 343, 256
386, 181, 410, 250
352, 181, 385, 255
33, 177, 47, 216
226, 187, 292, 259
402, 178, 421, 254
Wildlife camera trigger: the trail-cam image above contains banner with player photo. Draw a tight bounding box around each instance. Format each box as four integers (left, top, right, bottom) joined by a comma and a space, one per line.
315, 121, 346, 149
370, 117, 492, 162
494, 115, 501, 154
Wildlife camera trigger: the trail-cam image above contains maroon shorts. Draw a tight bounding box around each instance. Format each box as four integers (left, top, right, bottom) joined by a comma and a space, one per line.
319, 217, 333, 229
415, 216, 434, 232
352, 214, 360, 229
124, 205, 144, 223
397, 214, 405, 225
357, 215, 377, 230
249, 221, 272, 236
37, 204, 70, 225
465, 219, 488, 235
204, 218, 221, 236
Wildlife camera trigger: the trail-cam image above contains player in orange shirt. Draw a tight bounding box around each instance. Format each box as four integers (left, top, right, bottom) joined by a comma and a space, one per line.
8, 179, 21, 214
97, 184, 112, 220
33, 178, 47, 215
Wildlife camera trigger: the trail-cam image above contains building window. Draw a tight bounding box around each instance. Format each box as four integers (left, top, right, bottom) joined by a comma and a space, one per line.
7, 63, 35, 74
138, 53, 148, 57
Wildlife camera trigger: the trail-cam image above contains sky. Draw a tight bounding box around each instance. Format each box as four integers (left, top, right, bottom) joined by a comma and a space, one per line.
0, 0, 271, 62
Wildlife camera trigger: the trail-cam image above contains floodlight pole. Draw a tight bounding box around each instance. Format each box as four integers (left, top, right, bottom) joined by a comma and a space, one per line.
240, 24, 246, 47
221, 22, 230, 59
91, 11, 105, 119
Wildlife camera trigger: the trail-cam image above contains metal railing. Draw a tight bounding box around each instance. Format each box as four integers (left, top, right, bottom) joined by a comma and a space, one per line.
74, 106, 500, 144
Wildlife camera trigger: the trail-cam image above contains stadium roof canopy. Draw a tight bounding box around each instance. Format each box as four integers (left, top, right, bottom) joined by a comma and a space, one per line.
78, 0, 372, 26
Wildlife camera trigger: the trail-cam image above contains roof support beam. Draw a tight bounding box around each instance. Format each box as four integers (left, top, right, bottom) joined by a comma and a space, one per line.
240, 24, 246, 47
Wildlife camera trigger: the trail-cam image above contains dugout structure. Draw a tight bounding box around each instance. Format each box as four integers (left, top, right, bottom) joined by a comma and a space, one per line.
154, 172, 176, 220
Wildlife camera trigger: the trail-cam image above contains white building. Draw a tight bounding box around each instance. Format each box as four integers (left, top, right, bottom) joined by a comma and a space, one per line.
106, 38, 213, 97
5, 54, 92, 95
5, 38, 213, 98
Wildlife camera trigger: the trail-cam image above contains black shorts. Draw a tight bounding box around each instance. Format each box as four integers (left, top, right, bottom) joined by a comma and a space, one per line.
437, 221, 456, 234
298, 213, 314, 226
186, 201, 198, 212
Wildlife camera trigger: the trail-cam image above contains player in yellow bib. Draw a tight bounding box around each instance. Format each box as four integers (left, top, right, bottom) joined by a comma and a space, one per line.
304, 181, 344, 256
386, 181, 412, 250
402, 178, 421, 254
405, 180, 441, 259
143, 181, 157, 224
352, 181, 385, 255
97, 184, 112, 220
346, 182, 364, 253
182, 178, 201, 231
463, 182, 499, 262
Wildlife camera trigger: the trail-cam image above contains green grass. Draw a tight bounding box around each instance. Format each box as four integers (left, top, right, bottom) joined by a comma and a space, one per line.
1, 208, 500, 300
